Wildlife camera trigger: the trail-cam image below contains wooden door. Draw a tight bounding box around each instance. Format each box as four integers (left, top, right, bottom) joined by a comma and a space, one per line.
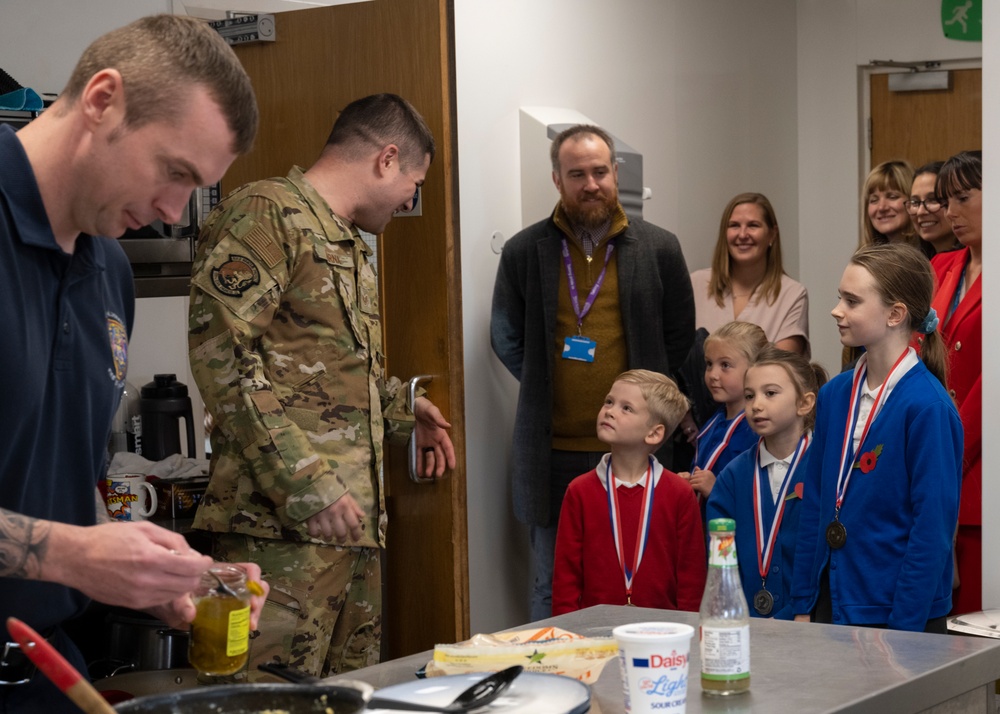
870, 68, 981, 168
221, 0, 469, 659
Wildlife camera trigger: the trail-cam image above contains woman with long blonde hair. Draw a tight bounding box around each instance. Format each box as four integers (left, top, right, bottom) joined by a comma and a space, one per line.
690, 192, 809, 356
860, 160, 930, 257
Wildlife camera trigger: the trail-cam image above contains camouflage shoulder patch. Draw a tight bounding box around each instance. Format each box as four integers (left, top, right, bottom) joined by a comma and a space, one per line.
211, 254, 261, 297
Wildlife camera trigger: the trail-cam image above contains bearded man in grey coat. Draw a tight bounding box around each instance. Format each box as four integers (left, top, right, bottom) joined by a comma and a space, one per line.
490, 124, 695, 620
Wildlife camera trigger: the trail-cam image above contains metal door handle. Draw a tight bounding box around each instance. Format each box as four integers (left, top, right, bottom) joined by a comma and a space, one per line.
407, 375, 434, 483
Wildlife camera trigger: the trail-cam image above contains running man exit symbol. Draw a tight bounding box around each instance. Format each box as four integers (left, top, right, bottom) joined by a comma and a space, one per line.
941, 0, 981, 41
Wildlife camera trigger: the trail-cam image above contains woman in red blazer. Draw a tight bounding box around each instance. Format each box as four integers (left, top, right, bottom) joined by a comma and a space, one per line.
930, 151, 982, 615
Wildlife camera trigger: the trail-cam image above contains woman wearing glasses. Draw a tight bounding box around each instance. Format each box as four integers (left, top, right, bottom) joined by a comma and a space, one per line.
907, 162, 962, 256
929, 150, 982, 615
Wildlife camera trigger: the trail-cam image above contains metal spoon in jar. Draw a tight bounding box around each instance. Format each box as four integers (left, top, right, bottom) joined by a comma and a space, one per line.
259, 662, 524, 712
207, 568, 239, 598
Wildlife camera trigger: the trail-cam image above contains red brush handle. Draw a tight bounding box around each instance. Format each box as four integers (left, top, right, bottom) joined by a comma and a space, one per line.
5, 617, 81, 691
5, 617, 115, 714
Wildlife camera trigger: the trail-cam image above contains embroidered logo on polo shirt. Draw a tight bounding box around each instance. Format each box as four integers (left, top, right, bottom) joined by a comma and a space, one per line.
107, 312, 128, 385
211, 254, 261, 297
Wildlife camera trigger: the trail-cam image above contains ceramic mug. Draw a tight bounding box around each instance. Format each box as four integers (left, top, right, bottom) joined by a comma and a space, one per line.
103, 473, 158, 521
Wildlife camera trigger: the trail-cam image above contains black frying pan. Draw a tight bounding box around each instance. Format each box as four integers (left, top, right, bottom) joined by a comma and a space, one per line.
113, 682, 367, 713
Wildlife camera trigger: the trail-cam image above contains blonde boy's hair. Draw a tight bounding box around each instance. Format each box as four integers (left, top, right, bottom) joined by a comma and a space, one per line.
704, 321, 768, 364
614, 369, 690, 437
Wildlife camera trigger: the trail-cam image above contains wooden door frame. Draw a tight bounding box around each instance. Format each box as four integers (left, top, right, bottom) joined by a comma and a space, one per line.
859, 58, 982, 180
378, 0, 470, 659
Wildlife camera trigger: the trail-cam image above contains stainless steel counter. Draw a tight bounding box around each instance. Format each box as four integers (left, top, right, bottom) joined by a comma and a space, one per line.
331, 605, 1000, 713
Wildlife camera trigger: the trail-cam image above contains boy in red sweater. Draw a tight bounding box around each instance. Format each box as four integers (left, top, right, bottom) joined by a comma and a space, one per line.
552, 370, 707, 614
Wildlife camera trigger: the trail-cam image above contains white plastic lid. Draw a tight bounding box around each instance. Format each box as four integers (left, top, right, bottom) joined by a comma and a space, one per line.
612, 622, 694, 643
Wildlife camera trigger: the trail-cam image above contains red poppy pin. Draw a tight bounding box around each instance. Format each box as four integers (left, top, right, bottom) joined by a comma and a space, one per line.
785, 482, 805, 501
854, 444, 883, 474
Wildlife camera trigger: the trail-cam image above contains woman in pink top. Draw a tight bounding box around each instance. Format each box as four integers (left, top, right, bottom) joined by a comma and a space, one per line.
690, 193, 809, 356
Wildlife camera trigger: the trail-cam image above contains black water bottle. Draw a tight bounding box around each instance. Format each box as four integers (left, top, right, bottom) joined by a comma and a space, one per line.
140, 374, 197, 461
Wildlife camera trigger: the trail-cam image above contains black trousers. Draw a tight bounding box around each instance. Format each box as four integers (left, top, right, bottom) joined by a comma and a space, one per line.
813, 567, 948, 634
0, 627, 89, 713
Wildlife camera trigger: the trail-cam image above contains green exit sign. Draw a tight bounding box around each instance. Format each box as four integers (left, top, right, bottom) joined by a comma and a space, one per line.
942, 0, 982, 42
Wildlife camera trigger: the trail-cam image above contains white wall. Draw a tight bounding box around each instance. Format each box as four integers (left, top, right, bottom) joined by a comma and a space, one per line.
0, 0, 168, 95
980, 2, 998, 609
455, 0, 800, 632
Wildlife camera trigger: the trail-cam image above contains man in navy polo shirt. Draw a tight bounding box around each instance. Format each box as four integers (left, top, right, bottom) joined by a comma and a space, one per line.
0, 15, 265, 711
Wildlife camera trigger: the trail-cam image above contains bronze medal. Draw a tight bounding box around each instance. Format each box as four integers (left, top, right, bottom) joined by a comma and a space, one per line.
826, 520, 847, 549
753, 589, 774, 616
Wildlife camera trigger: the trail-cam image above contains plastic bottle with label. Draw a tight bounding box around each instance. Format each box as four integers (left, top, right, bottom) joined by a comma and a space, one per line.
699, 518, 750, 696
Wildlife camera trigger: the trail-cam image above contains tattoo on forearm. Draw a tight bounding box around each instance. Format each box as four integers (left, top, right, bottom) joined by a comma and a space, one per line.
0, 509, 51, 579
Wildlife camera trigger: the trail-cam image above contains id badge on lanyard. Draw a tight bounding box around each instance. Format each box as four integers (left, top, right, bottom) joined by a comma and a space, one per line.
560, 239, 613, 364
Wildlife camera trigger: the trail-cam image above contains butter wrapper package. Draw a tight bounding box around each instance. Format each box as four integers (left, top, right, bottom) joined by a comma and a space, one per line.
425, 626, 617, 684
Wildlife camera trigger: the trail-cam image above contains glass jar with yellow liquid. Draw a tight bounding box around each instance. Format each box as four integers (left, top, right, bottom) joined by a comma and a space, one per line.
188, 565, 252, 676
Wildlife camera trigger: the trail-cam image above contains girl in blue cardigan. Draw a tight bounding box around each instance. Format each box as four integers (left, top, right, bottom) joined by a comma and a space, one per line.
791, 243, 962, 632
707, 345, 827, 619
678, 321, 764, 501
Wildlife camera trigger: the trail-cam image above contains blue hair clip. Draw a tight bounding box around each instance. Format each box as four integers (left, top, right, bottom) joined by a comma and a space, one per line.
918, 307, 939, 335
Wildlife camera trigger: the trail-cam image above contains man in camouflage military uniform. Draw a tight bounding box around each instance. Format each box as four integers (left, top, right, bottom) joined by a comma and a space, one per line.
188, 93, 455, 679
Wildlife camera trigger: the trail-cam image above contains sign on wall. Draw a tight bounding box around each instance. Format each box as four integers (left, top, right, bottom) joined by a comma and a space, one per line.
941, 0, 982, 42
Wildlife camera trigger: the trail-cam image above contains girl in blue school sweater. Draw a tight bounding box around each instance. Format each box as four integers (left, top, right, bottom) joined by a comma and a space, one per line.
677, 321, 764, 502
791, 243, 962, 633
707, 345, 828, 620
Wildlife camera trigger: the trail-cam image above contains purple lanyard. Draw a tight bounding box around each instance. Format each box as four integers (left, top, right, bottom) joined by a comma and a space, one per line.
561, 238, 615, 331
